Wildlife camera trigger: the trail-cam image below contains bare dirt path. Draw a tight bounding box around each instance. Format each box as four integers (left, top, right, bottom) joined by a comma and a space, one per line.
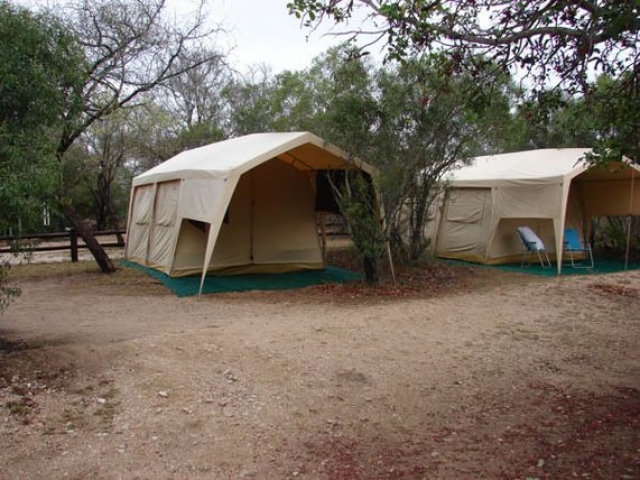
1, 265, 638, 479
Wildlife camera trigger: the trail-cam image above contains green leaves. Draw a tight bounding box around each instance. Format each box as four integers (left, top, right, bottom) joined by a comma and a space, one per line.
286, 0, 639, 94
0, 2, 86, 232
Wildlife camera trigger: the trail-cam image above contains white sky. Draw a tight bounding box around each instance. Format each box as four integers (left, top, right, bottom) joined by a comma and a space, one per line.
212, 0, 340, 73
19, 0, 380, 73
181, 0, 382, 74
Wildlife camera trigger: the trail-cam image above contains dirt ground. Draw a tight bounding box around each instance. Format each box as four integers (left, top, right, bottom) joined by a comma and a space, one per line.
0, 260, 638, 480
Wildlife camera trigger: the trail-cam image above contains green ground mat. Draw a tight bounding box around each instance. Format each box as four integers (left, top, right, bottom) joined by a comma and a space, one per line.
446, 257, 640, 277
121, 260, 362, 297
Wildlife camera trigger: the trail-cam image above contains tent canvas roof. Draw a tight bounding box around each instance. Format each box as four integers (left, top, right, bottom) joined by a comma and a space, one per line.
133, 131, 376, 185
449, 148, 592, 185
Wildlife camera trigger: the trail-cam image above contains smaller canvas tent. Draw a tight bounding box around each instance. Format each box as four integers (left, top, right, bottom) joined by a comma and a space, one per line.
125, 132, 377, 294
432, 148, 640, 272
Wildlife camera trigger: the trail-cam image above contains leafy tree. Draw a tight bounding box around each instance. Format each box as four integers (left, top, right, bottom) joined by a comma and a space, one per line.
331, 171, 385, 284
269, 69, 319, 132
288, 1, 640, 166
224, 66, 279, 135
374, 55, 517, 262
62, 109, 135, 231
125, 98, 183, 173
503, 74, 640, 163
308, 46, 379, 150
506, 89, 591, 151
225, 64, 322, 135
0, 1, 83, 311
579, 75, 640, 163
309, 47, 385, 283
0, 1, 85, 234
288, 0, 639, 91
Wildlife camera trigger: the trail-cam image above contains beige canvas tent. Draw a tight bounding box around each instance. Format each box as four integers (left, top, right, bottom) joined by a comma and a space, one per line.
432, 148, 640, 273
125, 132, 377, 293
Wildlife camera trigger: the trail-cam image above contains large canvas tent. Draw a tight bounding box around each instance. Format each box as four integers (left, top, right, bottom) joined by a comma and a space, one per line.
125, 132, 377, 294
432, 148, 640, 273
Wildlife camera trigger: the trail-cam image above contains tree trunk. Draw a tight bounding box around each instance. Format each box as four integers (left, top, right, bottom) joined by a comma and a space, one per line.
62, 203, 117, 273
95, 162, 113, 230
362, 256, 379, 285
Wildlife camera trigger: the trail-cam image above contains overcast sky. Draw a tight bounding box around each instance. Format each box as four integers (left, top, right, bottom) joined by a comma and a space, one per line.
20, 0, 378, 73
184, 0, 382, 74
212, 0, 341, 73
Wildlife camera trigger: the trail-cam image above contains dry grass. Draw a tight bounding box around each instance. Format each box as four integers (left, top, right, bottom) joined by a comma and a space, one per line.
7, 259, 166, 296
8, 261, 103, 280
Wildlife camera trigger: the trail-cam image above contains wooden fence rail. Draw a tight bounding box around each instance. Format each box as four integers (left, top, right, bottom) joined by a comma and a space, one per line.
0, 229, 126, 262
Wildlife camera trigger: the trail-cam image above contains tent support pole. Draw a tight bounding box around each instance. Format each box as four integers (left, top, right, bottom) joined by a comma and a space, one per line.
625, 216, 632, 271
320, 212, 327, 264
625, 169, 635, 270
198, 273, 206, 300
386, 241, 397, 285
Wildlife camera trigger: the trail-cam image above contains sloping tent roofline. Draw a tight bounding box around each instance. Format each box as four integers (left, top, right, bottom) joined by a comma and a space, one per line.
133, 131, 377, 187
448, 148, 592, 186
127, 132, 380, 296
442, 148, 640, 273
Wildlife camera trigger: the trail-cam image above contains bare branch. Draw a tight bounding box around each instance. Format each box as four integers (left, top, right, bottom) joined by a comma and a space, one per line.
56, 0, 225, 156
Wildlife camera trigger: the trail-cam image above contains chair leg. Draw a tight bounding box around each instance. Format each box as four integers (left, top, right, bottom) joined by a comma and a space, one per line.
536, 250, 551, 268
521, 250, 534, 267
586, 246, 594, 269
567, 247, 594, 269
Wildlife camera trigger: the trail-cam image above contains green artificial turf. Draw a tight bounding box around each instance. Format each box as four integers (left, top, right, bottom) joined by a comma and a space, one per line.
120, 260, 361, 297
446, 257, 640, 277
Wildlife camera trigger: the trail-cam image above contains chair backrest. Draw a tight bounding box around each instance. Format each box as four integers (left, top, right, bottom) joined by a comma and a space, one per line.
517, 226, 546, 251
564, 228, 582, 250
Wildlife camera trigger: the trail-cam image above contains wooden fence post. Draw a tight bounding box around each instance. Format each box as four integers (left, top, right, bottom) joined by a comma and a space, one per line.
69, 228, 78, 262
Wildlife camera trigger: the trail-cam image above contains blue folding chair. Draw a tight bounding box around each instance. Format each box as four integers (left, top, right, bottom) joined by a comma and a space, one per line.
517, 226, 552, 268
563, 228, 594, 269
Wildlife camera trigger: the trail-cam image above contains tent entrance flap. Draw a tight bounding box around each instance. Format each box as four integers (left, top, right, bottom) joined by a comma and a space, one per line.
170, 219, 209, 276
206, 158, 324, 274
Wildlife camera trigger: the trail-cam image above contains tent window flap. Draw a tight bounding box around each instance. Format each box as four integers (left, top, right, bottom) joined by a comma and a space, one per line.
133, 185, 155, 225
446, 189, 486, 223
154, 181, 180, 227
